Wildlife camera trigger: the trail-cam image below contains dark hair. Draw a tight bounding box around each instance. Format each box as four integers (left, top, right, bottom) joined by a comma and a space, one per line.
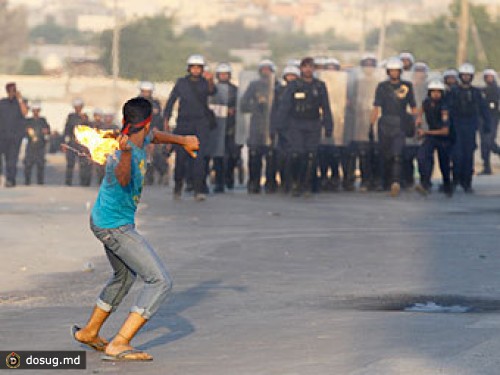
121, 97, 152, 135
300, 57, 314, 67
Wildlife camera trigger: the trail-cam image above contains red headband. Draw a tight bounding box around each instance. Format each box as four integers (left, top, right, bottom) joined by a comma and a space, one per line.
121, 115, 152, 135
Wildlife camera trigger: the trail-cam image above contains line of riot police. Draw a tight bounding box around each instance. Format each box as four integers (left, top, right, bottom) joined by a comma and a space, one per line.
9, 51, 497, 201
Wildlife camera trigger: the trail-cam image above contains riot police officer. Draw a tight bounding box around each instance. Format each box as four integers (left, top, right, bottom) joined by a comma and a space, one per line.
479, 69, 499, 175
345, 53, 381, 192
399, 52, 415, 76
402, 61, 429, 189
278, 57, 333, 197
443, 69, 460, 92
315, 57, 342, 192
370, 57, 417, 197
164, 54, 216, 201
325, 58, 341, 72
240, 59, 278, 194
102, 111, 119, 131
62, 98, 90, 186
272, 65, 301, 193
209, 63, 238, 193
415, 80, 452, 196
447, 63, 491, 193
139, 81, 168, 186
91, 108, 105, 129
24, 101, 50, 185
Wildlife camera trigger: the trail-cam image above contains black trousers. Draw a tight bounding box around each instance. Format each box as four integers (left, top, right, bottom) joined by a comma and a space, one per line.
24, 145, 46, 184
0, 136, 22, 185
247, 145, 276, 192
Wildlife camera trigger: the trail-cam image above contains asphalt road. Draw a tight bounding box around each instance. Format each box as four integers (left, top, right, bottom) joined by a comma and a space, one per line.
2, 154, 500, 374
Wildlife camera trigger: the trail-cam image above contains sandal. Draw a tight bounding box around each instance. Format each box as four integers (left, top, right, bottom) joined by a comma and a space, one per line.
101, 349, 153, 362
71, 324, 108, 352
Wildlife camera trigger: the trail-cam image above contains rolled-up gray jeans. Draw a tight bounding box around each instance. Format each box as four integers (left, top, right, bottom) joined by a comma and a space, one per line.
90, 218, 172, 319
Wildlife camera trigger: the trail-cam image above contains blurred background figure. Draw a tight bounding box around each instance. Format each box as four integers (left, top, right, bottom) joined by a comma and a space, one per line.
240, 59, 278, 194
207, 62, 238, 193
447, 63, 491, 193
62, 98, 90, 186
479, 69, 500, 175
277, 57, 333, 197
139, 81, 169, 187
272, 64, 301, 194
24, 101, 50, 185
164, 54, 216, 201
0, 82, 28, 187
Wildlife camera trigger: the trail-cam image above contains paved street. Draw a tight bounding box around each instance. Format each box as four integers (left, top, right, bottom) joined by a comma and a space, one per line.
2, 156, 500, 374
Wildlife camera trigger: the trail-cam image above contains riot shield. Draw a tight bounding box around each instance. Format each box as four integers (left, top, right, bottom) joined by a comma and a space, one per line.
317, 70, 348, 146
208, 82, 229, 158
345, 67, 386, 143
406, 71, 429, 146
236, 71, 274, 147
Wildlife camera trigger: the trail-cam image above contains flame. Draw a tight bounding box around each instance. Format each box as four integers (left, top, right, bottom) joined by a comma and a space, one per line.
74, 125, 119, 165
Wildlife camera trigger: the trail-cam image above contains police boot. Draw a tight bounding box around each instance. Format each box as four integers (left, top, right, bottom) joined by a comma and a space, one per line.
265, 149, 278, 194
359, 150, 371, 192
302, 152, 316, 196
213, 157, 225, 193
390, 156, 402, 197
289, 153, 302, 197
25, 171, 31, 186
173, 180, 183, 200
65, 168, 73, 186
342, 153, 356, 192
145, 164, 154, 185
247, 152, 261, 194
237, 159, 245, 186
479, 161, 492, 175
37, 172, 44, 185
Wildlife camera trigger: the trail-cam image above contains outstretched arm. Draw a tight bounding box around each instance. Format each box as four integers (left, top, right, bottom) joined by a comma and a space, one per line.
151, 128, 199, 157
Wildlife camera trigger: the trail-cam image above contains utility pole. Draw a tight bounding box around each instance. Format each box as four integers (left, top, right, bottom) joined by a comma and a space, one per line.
456, 0, 469, 66
112, 0, 120, 113
470, 17, 488, 65
377, 0, 387, 62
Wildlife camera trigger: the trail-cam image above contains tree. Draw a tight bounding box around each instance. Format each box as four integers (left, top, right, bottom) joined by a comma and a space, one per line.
0, 0, 28, 73
19, 58, 43, 75
100, 15, 196, 81
393, 0, 500, 70
30, 15, 95, 45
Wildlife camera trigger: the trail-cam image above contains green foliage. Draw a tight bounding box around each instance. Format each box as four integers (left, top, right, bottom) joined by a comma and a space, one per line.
100, 15, 195, 81
19, 58, 43, 75
395, 16, 457, 69
30, 16, 94, 45
394, 0, 500, 70
100, 15, 360, 80
0, 1, 28, 73
268, 31, 310, 65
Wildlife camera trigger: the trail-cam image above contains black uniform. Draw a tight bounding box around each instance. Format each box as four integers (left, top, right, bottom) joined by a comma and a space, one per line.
240, 75, 277, 193
220, 82, 240, 189
480, 82, 500, 172
0, 98, 26, 186
24, 116, 50, 185
271, 82, 292, 193
373, 79, 416, 188
144, 98, 169, 186
447, 84, 491, 191
417, 97, 452, 192
63, 112, 90, 186
164, 75, 216, 195
278, 77, 333, 195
